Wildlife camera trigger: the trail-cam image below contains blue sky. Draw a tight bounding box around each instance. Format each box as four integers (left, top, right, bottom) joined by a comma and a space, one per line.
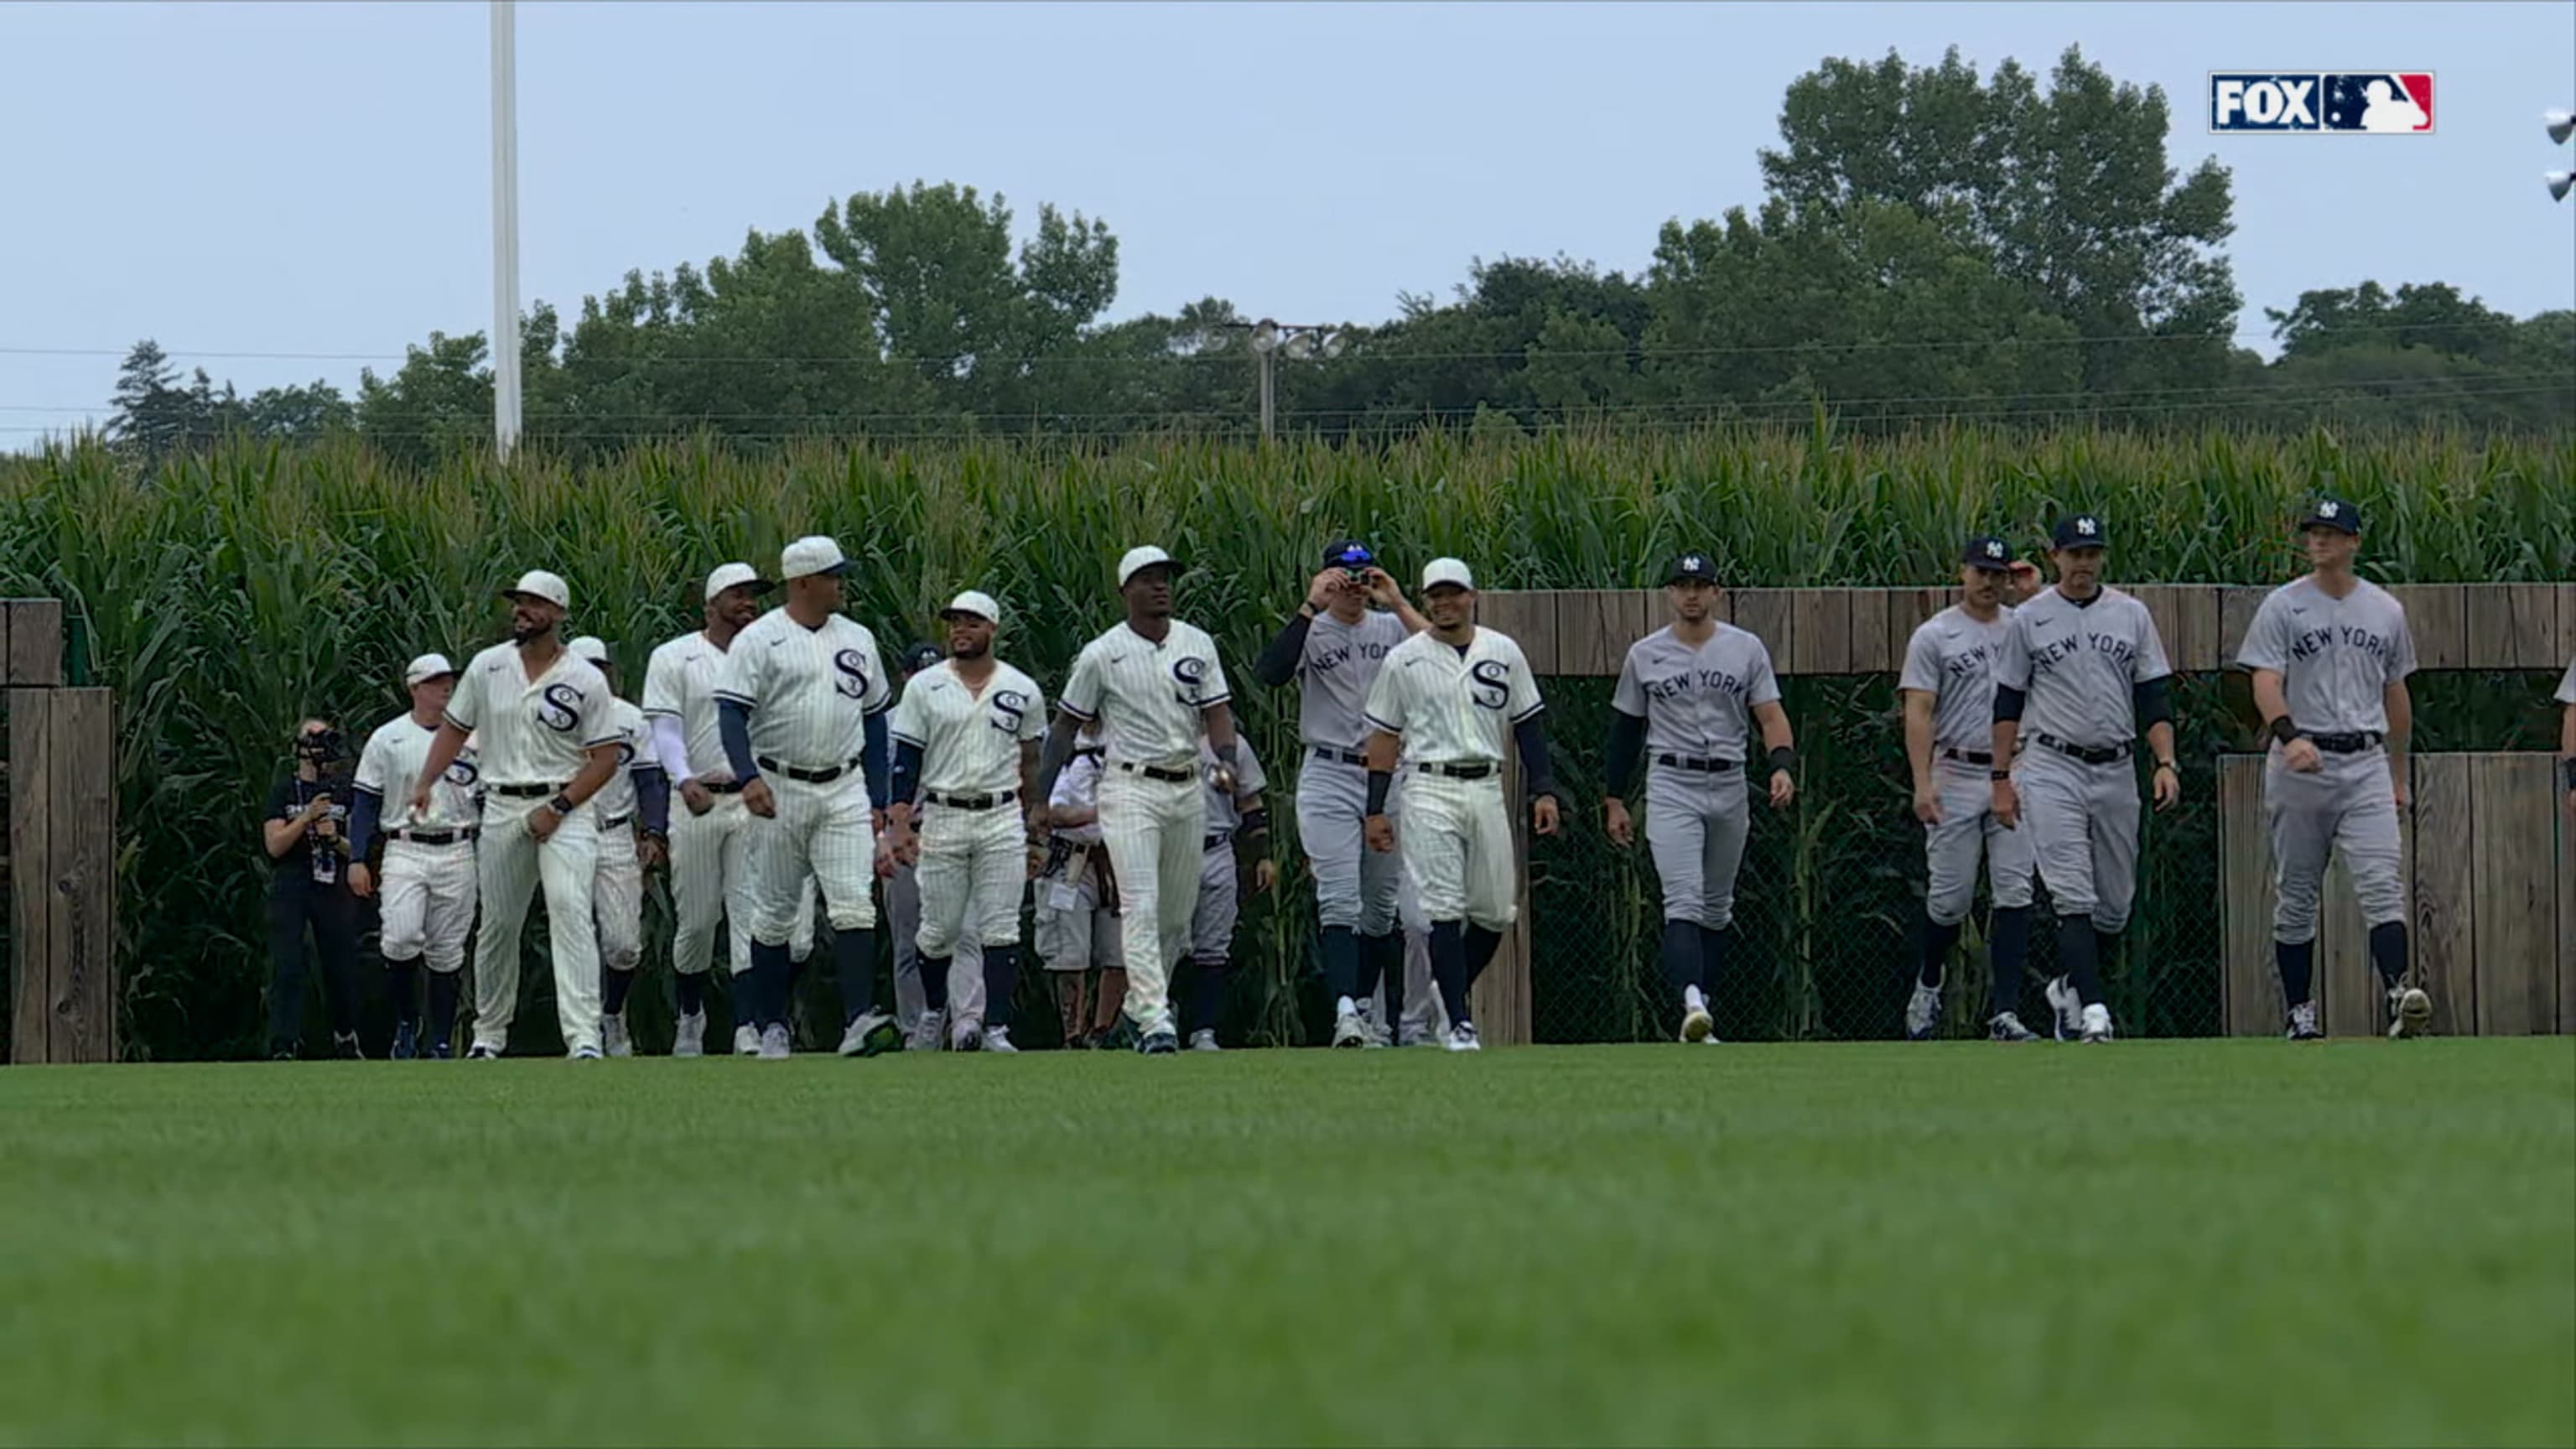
3, 1, 2570, 441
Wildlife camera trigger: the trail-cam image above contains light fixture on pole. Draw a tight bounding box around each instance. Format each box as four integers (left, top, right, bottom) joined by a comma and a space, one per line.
491, 0, 522, 460
2548, 109, 2575, 146
1223, 318, 1344, 439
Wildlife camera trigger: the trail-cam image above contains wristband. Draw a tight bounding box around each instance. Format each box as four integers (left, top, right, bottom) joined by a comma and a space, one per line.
1364, 769, 1392, 817
2154, 761, 2178, 774
1991, 769, 2013, 782
1768, 745, 1795, 776
2267, 715, 2300, 746
548, 794, 574, 816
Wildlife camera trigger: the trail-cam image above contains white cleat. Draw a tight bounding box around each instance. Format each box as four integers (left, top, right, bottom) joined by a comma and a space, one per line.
908, 1010, 946, 1054
1904, 984, 1940, 1041
1332, 1007, 1368, 1049
2388, 987, 2432, 1039
570, 1043, 603, 1060
672, 1010, 707, 1057
732, 1025, 760, 1057
953, 1019, 985, 1053
982, 1026, 1019, 1054
1445, 1021, 1482, 1052
1187, 1027, 1221, 1052
465, 1042, 502, 1061
2286, 1001, 2324, 1041
835, 1015, 878, 1057
757, 1024, 792, 1060
1987, 1011, 2043, 1043
2044, 976, 2084, 1042
1680, 1005, 1715, 1044
2080, 1003, 2114, 1044
601, 1015, 633, 1058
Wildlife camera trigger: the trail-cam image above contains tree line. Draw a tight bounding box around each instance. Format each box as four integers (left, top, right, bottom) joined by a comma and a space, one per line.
101, 46, 2575, 469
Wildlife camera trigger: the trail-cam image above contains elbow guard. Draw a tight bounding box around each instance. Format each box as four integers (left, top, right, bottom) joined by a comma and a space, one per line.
2134, 677, 2174, 731
1992, 685, 2027, 724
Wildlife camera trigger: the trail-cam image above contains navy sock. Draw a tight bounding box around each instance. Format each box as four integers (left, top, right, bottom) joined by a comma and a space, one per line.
750, 938, 793, 1031
2059, 917, 2102, 1006
1428, 921, 1471, 1027
1699, 926, 1729, 993
602, 967, 636, 1017
1319, 926, 1359, 1001
1918, 917, 1961, 990
1659, 919, 1704, 995
836, 928, 878, 1028
676, 970, 704, 1017
984, 943, 1020, 1031
2094, 929, 2120, 987
427, 970, 460, 1049
2368, 922, 2408, 993
1465, 925, 1502, 989
1188, 959, 1228, 1037
919, 955, 952, 1017
1358, 932, 1395, 1002
2275, 938, 2316, 1009
387, 956, 421, 1028
1987, 906, 2032, 1019
727, 969, 750, 1030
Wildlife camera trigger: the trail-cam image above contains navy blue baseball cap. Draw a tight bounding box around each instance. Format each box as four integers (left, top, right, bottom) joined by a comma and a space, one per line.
1323, 539, 1376, 569
899, 641, 943, 675
2051, 514, 2107, 550
2299, 496, 2360, 535
1665, 551, 1718, 584
1962, 535, 2014, 571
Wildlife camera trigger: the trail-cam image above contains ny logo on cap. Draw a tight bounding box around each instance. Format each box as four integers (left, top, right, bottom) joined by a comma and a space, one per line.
2319, 501, 2340, 518
1684, 554, 1704, 571
1984, 541, 2004, 558
2075, 517, 2098, 537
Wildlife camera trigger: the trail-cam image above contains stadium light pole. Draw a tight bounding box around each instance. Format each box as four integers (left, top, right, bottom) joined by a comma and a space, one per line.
1219, 319, 1345, 440
491, 0, 523, 459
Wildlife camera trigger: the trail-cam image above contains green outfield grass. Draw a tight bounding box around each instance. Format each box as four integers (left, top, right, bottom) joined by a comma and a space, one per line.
3, 1039, 2570, 1447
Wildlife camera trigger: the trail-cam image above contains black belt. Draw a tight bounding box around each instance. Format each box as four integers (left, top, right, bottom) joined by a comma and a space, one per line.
924, 788, 1018, 812
1203, 833, 1230, 851
1940, 748, 1994, 766
2305, 730, 2384, 755
392, 827, 477, 846
1311, 746, 1368, 766
701, 778, 746, 795
1411, 761, 1496, 781
2033, 733, 2132, 766
1116, 762, 1195, 784
493, 783, 561, 799
602, 813, 632, 830
1654, 753, 1739, 774
757, 756, 861, 785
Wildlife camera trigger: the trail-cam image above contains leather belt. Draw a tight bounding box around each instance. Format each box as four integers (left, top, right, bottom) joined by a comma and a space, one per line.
1116, 762, 1195, 784
924, 788, 1018, 811
2033, 733, 2132, 766
392, 827, 478, 846
1940, 748, 1994, 766
493, 783, 561, 799
1310, 746, 1367, 766
1411, 761, 1496, 781
1203, 833, 1230, 851
701, 778, 746, 795
2305, 730, 2384, 754
1655, 753, 1738, 774
602, 813, 633, 830
757, 756, 862, 785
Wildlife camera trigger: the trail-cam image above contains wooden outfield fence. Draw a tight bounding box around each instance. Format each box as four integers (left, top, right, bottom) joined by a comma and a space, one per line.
1469, 583, 2576, 1046
5, 599, 118, 1065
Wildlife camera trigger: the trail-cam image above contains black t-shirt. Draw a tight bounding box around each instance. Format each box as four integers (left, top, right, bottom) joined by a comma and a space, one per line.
267, 773, 348, 883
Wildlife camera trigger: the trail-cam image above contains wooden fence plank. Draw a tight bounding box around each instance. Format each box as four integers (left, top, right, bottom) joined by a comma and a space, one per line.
2218, 586, 2269, 669
51, 688, 115, 1062
1845, 588, 1891, 673
1731, 589, 1794, 674
5, 600, 60, 687
2392, 585, 2466, 671
1620, 590, 1660, 667
1552, 591, 1628, 679
1789, 589, 1851, 675
10, 689, 55, 1064
2464, 583, 2558, 670
2317, 788, 2412, 1036
2557, 584, 2576, 667
2219, 755, 2281, 1036
1503, 592, 1558, 676
2470, 755, 2554, 1035
2132, 586, 2187, 675
1483, 729, 1533, 1045
2170, 586, 2220, 673
2412, 755, 2475, 1036
1884, 588, 1933, 675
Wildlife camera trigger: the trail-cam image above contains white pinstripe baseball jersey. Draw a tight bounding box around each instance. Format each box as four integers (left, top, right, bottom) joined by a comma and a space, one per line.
642, 630, 734, 782
1363, 627, 1542, 763
890, 660, 1047, 796
713, 608, 893, 768
591, 698, 649, 819
444, 642, 618, 786
354, 714, 480, 830
1059, 620, 1232, 766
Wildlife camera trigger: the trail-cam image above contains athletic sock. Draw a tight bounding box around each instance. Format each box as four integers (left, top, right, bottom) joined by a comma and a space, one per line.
602, 967, 636, 1018
750, 938, 792, 1031
2275, 938, 2316, 1010
1918, 916, 1961, 990
1987, 906, 2032, 1019
1358, 932, 1394, 1002
1699, 925, 1730, 994
917, 954, 951, 1017
2094, 929, 2121, 987
1464, 925, 1502, 989
984, 943, 1020, 1031
1319, 926, 1359, 1002
727, 969, 750, 1031
1187, 959, 1228, 1037
836, 928, 879, 1028
2059, 917, 2102, 1006
387, 956, 421, 1028
1428, 921, 1472, 1027
676, 970, 704, 1017
1683, 984, 1707, 1013
2368, 922, 2409, 994
1659, 919, 1705, 995
427, 970, 460, 1050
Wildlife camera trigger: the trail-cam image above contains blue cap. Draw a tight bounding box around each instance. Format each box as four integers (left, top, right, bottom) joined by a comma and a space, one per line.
2299, 497, 2360, 535
1323, 539, 1375, 569
899, 641, 942, 675
1962, 535, 2013, 571
1665, 552, 1718, 584
2051, 514, 2107, 550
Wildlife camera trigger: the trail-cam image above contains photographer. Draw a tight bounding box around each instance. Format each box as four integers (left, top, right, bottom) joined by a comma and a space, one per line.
263, 718, 364, 1059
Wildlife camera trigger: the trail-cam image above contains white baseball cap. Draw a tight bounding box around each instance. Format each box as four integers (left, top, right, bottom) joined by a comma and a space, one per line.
781, 536, 849, 581
704, 561, 774, 601
503, 569, 570, 610
403, 652, 459, 688
942, 589, 1000, 623
1421, 557, 1476, 592
569, 636, 614, 670
1117, 545, 1177, 587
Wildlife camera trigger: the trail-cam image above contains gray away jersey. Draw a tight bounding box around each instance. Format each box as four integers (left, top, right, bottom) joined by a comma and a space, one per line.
1992, 585, 2172, 750
1612, 624, 1780, 761
2235, 576, 2415, 735
1298, 610, 1409, 750
1899, 605, 2017, 753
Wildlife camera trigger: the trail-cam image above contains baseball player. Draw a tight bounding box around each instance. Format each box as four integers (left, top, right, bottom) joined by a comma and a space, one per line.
1249, 538, 1426, 1047
569, 636, 672, 1057
1602, 553, 1796, 1046
2236, 498, 2431, 1040
1181, 735, 1276, 1051
644, 563, 819, 1057
1029, 545, 1243, 1055
408, 569, 624, 1059
347, 653, 480, 1060
886, 593, 1045, 1053
1035, 726, 1126, 1046
1991, 515, 2180, 1045
714, 535, 896, 1061
1361, 557, 1561, 1052
1898, 538, 2044, 1043
885, 638, 983, 1052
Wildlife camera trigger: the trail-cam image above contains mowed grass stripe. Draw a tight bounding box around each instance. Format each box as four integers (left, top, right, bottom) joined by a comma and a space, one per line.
3, 1041, 2569, 1447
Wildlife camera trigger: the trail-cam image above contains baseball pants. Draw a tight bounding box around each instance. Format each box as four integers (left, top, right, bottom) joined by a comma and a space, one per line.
1295, 756, 1403, 936
1036, 856, 1123, 972
379, 836, 475, 974
906, 806, 1006, 1026
745, 774, 877, 951
1387, 875, 1445, 1039
595, 818, 644, 974
668, 793, 814, 984
2265, 745, 2404, 942
1191, 842, 1239, 962
888, 860, 984, 1030
470, 793, 604, 1054
2013, 745, 2141, 934
1400, 774, 1516, 932
1924, 758, 2037, 927
1096, 766, 1206, 1035
1644, 764, 1750, 929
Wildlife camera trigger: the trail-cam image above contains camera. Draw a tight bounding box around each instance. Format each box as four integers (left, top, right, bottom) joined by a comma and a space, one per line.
295, 726, 345, 763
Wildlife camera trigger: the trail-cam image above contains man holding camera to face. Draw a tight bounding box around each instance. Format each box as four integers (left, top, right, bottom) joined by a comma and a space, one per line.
263, 719, 365, 1059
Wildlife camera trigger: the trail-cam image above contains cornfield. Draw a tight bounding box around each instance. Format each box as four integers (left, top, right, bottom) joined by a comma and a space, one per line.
0, 425, 2568, 1059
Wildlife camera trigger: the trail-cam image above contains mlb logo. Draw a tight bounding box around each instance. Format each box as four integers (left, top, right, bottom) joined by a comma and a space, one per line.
2210, 72, 2433, 133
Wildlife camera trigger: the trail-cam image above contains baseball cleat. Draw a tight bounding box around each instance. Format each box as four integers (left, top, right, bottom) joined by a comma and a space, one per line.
333, 1031, 366, 1061
465, 1043, 501, 1061
429, 1040, 454, 1061
757, 1025, 792, 1060
2388, 987, 2432, 1039
1444, 1022, 1483, 1052
908, 1010, 946, 1054
835, 1016, 879, 1057
570, 1043, 604, 1061
982, 1026, 1019, 1054
1987, 1011, 2042, 1042
391, 1022, 419, 1061
2044, 976, 2083, 1042
1904, 984, 1940, 1041
732, 1025, 761, 1057
672, 1010, 707, 1057
2286, 1001, 2324, 1041
1680, 1005, 1716, 1044
1332, 1007, 1368, 1048
1137, 1029, 1180, 1055
953, 1020, 985, 1053
601, 1015, 633, 1058
2080, 1003, 2114, 1043
1187, 1028, 1221, 1052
